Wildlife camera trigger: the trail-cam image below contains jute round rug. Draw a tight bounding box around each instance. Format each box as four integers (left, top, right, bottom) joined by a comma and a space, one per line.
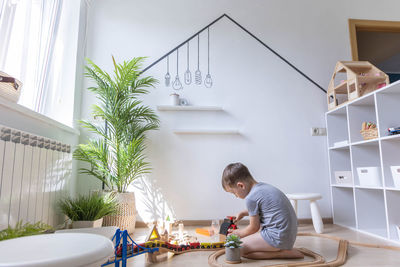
208, 232, 400, 267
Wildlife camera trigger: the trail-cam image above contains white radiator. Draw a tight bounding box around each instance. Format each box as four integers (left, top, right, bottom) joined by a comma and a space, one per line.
0, 125, 72, 230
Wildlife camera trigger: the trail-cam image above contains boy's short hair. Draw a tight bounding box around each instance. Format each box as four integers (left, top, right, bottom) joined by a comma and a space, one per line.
222, 162, 254, 190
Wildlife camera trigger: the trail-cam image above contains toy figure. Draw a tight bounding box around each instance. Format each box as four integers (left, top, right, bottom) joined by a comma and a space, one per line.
219, 216, 237, 236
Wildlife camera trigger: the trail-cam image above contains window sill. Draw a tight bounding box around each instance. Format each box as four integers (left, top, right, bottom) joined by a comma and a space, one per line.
0, 97, 79, 135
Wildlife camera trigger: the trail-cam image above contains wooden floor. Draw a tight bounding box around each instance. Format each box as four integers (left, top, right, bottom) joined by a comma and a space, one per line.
126, 224, 400, 267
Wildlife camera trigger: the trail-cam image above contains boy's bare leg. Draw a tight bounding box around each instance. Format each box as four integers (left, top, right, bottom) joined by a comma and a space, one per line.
240, 232, 304, 260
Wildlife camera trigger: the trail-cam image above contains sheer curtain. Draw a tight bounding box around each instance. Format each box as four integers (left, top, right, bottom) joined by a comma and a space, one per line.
0, 0, 80, 127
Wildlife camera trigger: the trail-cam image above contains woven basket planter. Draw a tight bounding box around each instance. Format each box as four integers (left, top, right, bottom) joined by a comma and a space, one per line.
360, 128, 378, 140
103, 192, 136, 234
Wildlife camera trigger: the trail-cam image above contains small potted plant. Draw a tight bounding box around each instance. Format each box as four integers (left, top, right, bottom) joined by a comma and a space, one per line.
224, 234, 243, 263
59, 192, 118, 228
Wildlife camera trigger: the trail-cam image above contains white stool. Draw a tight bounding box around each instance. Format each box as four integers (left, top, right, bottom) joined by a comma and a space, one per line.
286, 193, 324, 234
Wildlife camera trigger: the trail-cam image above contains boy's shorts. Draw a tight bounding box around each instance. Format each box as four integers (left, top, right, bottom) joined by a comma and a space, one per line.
260, 228, 297, 250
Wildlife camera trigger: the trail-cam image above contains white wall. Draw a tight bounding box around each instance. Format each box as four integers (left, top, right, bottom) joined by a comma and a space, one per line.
79, 0, 400, 221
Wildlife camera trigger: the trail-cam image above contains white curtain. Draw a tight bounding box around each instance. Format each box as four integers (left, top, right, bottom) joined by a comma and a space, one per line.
34, 0, 62, 113
0, 0, 79, 127
0, 0, 18, 69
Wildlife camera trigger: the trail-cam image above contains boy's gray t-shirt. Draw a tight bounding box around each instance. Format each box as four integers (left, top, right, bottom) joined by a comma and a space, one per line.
245, 182, 297, 250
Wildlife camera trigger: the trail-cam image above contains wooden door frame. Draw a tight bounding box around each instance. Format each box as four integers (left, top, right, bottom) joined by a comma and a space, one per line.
349, 19, 400, 61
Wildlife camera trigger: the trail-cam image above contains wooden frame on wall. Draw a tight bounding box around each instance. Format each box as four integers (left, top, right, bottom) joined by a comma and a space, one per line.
349, 19, 400, 61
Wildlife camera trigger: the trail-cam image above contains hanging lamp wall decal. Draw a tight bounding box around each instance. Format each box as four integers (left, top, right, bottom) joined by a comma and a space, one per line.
172, 49, 183, 90
184, 42, 192, 85
141, 14, 326, 93
195, 34, 202, 85
165, 55, 171, 87
204, 27, 213, 88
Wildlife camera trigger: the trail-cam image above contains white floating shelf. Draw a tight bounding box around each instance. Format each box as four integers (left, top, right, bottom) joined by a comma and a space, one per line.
157, 105, 223, 111
173, 129, 240, 135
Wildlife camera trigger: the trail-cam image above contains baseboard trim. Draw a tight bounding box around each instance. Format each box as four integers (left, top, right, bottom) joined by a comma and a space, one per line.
298, 218, 333, 225
135, 218, 333, 228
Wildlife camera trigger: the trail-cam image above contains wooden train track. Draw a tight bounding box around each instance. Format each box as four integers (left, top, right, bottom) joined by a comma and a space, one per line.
109, 247, 223, 262
157, 247, 224, 255
298, 232, 400, 251
208, 232, 351, 267
112, 232, 400, 266
208, 246, 327, 267
209, 232, 400, 267
115, 240, 225, 258
145, 244, 224, 263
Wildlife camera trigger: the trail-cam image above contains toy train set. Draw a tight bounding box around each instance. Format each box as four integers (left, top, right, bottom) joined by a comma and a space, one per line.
103, 217, 239, 267
116, 240, 225, 257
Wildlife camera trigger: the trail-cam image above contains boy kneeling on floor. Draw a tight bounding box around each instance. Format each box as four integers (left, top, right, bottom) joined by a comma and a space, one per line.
222, 162, 304, 259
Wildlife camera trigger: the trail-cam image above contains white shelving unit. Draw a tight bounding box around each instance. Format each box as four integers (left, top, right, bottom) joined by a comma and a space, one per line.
326, 80, 400, 242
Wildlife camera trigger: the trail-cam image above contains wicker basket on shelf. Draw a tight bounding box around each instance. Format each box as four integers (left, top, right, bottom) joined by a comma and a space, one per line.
0, 71, 22, 102
360, 128, 378, 140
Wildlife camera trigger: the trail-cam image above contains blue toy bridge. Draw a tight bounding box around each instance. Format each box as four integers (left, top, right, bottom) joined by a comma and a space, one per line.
102, 229, 158, 267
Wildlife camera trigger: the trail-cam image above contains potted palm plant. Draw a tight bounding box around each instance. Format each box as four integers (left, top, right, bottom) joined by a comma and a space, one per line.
74, 57, 159, 233
59, 192, 118, 228
224, 234, 242, 263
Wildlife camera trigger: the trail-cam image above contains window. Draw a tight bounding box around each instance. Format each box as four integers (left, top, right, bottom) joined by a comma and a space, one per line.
349, 19, 400, 84
0, 0, 80, 127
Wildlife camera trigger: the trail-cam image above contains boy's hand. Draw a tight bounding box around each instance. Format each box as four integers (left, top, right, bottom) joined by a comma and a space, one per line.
226, 215, 237, 222
228, 228, 241, 237
228, 211, 246, 223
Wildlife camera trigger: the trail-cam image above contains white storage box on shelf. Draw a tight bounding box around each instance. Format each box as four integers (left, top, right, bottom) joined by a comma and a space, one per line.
391, 166, 400, 188
334, 171, 353, 185
357, 167, 381, 187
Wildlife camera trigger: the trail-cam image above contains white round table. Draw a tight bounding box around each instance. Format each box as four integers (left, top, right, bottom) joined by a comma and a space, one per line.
0, 233, 114, 267
55, 226, 118, 240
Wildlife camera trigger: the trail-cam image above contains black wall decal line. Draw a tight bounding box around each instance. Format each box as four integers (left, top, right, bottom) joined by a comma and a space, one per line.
142, 14, 225, 75
141, 13, 326, 93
